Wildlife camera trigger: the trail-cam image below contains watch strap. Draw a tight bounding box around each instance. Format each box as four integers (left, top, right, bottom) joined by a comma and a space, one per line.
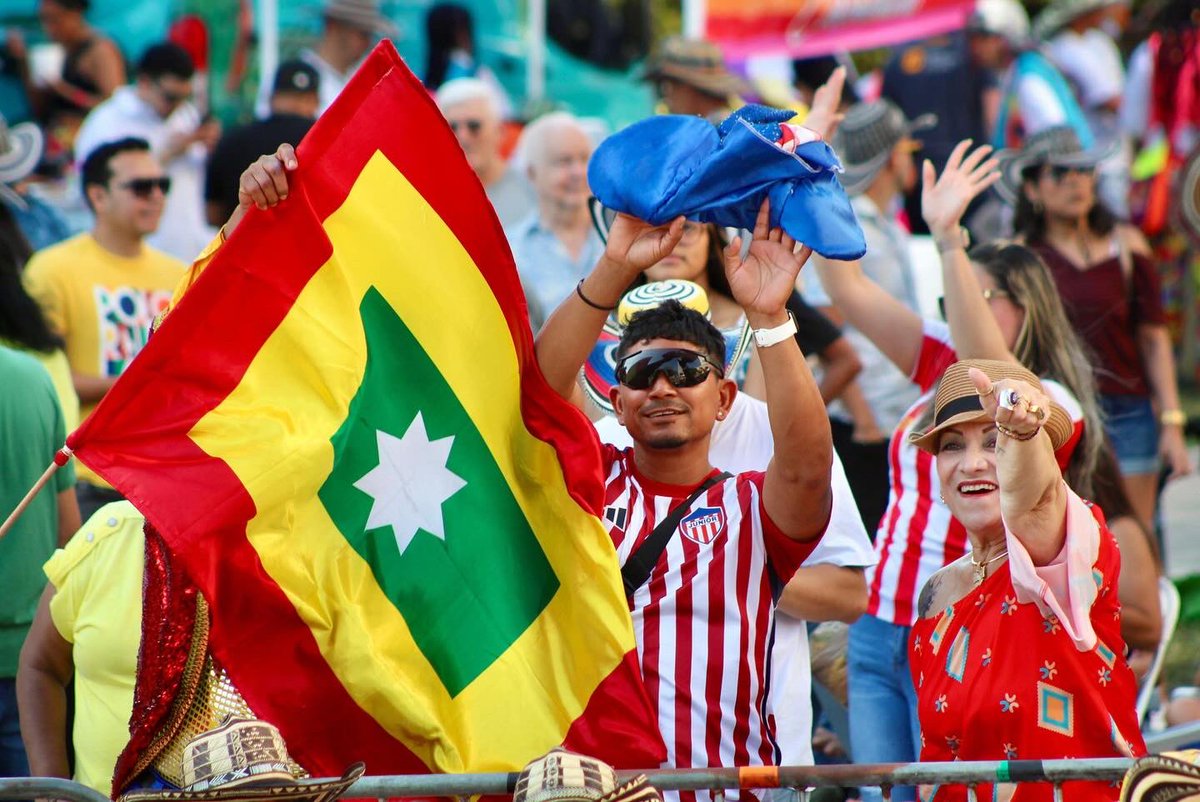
752, 311, 798, 348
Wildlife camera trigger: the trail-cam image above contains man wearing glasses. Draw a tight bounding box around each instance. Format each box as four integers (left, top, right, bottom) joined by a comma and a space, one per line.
435, 77, 534, 229
24, 137, 184, 519
534, 203, 832, 801
74, 42, 219, 262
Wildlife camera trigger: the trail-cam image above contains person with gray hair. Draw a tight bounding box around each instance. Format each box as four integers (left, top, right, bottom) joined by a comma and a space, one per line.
435, 77, 533, 228
505, 112, 602, 331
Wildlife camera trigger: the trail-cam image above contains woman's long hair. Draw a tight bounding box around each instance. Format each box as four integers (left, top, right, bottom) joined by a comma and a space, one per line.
1011, 164, 1117, 244
423, 3, 474, 91
629, 222, 735, 302
0, 203, 62, 353
969, 242, 1104, 498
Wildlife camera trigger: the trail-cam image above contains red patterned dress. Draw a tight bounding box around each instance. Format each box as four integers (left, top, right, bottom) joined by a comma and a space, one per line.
910, 494, 1145, 801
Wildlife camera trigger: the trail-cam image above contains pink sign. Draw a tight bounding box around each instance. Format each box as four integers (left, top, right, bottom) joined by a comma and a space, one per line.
707, 0, 976, 59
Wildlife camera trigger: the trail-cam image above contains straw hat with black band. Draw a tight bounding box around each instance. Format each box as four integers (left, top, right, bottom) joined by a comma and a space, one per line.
909, 359, 1074, 454
994, 125, 1116, 205
832, 100, 936, 197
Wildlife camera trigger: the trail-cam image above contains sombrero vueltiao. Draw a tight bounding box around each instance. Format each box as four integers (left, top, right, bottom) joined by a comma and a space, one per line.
119, 717, 363, 802
581, 279, 752, 413
1119, 750, 1200, 802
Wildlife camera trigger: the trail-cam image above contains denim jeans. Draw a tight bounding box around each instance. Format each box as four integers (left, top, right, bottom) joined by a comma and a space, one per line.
0, 678, 30, 778
848, 615, 921, 802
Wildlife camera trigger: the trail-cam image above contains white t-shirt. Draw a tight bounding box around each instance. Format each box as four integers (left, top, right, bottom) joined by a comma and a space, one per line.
595, 392, 876, 765
74, 87, 217, 263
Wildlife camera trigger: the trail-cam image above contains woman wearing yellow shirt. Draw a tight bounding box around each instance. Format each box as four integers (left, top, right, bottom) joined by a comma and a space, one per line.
16, 502, 144, 796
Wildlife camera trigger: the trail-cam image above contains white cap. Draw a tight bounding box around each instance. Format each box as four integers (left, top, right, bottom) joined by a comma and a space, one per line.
968, 0, 1032, 46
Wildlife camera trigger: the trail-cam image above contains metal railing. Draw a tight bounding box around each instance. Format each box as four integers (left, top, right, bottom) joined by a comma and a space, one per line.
0, 757, 1157, 802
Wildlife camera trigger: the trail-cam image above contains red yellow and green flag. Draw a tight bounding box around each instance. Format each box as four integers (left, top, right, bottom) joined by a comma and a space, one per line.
67, 41, 665, 777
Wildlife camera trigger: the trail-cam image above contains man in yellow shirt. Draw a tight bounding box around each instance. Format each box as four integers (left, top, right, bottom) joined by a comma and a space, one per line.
24, 137, 184, 518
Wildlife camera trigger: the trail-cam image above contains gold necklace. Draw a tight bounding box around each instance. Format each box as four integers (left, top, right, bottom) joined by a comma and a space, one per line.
970, 548, 1008, 586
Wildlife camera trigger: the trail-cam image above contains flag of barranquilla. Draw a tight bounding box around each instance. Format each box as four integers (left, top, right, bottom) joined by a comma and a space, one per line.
66, 41, 666, 777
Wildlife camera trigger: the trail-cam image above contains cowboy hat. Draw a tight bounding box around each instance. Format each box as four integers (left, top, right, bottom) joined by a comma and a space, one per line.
320, 0, 397, 37
513, 748, 663, 802
641, 37, 749, 100
909, 359, 1074, 454
994, 125, 1116, 205
119, 717, 364, 802
1033, 0, 1125, 40
832, 100, 936, 197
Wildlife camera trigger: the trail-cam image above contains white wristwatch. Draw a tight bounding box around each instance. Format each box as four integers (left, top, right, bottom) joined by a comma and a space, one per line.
752, 312, 798, 348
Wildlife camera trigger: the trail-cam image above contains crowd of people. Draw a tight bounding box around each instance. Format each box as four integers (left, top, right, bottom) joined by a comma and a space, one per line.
2, 0, 1200, 800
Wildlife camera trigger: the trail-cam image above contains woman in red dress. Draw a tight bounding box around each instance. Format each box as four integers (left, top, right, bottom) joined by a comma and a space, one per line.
908, 359, 1145, 802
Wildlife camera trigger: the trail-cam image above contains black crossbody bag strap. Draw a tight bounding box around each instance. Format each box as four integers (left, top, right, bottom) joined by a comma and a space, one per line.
621, 471, 732, 598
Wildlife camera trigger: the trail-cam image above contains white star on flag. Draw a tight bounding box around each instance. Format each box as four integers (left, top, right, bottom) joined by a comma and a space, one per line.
353, 412, 467, 555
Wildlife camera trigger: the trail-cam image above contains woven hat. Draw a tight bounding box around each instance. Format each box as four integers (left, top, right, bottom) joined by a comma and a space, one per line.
513, 748, 619, 802
321, 0, 397, 36
832, 100, 936, 196
1119, 750, 1200, 802
1033, 0, 1123, 40
641, 37, 749, 100
119, 717, 364, 802
0, 115, 43, 186
995, 125, 1116, 204
909, 359, 1074, 454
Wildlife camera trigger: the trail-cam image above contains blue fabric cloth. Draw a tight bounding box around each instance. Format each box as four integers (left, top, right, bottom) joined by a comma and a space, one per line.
848, 614, 920, 802
588, 105, 867, 261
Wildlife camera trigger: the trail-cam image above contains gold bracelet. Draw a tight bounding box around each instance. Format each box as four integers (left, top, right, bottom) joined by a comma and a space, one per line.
996, 423, 1039, 441
1160, 409, 1187, 427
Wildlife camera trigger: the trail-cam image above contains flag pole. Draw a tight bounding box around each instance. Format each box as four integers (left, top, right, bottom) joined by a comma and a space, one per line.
0, 446, 73, 541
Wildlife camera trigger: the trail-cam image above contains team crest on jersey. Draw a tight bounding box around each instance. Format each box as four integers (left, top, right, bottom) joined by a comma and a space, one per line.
679, 506, 725, 545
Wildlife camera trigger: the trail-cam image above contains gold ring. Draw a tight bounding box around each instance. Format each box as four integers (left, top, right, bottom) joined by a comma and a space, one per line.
980, 382, 996, 398
1028, 404, 1046, 422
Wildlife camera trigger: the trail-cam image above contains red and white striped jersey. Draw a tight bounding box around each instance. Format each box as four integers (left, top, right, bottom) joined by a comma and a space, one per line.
601, 445, 823, 802
866, 320, 1085, 626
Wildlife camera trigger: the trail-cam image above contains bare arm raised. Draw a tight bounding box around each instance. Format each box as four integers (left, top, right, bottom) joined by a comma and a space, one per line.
725, 202, 831, 540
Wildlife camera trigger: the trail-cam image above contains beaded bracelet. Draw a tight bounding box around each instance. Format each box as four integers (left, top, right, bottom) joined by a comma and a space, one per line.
996, 423, 1039, 442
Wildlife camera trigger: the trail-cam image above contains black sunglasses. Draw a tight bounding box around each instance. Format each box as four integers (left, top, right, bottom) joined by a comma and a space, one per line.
1046, 163, 1093, 182
615, 347, 724, 390
449, 119, 484, 135
118, 177, 172, 198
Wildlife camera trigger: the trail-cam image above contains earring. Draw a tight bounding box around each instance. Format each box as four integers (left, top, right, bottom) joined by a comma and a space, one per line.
717, 411, 726, 420
939, 493, 945, 503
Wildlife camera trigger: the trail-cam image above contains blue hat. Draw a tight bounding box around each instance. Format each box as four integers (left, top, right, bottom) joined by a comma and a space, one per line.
587, 104, 866, 261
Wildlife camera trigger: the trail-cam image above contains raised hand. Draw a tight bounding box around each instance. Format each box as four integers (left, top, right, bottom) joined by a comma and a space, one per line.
723, 199, 813, 318
922, 140, 1000, 239
969, 368, 1052, 440
603, 213, 685, 276
225, 143, 299, 236
802, 65, 846, 141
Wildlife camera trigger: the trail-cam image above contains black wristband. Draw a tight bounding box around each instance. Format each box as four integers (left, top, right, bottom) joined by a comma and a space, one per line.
575, 279, 618, 311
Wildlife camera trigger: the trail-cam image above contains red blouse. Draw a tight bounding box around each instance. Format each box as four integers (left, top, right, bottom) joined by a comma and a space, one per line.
910, 504, 1145, 801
